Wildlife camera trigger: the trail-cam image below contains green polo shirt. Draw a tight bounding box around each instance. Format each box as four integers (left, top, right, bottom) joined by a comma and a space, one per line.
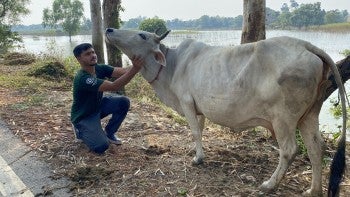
71, 64, 114, 124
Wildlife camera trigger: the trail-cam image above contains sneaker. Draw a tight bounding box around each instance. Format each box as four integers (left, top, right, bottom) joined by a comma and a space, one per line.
107, 135, 122, 145
72, 124, 83, 143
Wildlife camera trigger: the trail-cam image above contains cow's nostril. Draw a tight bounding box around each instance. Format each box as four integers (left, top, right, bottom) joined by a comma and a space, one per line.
106, 28, 113, 33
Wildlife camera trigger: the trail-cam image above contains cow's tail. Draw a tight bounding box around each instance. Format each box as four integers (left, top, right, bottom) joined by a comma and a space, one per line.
306, 43, 347, 197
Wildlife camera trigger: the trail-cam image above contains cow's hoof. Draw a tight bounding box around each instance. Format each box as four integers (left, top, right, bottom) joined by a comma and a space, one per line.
302, 189, 322, 197
192, 157, 204, 165
259, 180, 275, 192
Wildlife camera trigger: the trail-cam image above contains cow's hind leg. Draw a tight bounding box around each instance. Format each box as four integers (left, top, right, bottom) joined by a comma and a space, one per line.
260, 120, 298, 192
298, 113, 323, 196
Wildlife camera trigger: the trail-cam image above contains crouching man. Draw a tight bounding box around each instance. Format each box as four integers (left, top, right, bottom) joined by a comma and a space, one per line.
71, 43, 144, 154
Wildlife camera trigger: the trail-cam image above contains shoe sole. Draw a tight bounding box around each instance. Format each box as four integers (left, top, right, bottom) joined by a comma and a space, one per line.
108, 139, 122, 145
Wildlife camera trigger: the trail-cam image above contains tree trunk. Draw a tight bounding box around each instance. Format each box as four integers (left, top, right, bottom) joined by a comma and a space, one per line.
324, 55, 350, 101
103, 0, 122, 67
90, 0, 105, 63
241, 0, 266, 44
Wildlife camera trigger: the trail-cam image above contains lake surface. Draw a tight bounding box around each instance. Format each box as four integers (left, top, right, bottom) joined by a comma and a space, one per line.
18, 30, 350, 133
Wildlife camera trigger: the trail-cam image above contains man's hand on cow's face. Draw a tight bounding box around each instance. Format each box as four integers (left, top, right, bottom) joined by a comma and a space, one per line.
131, 56, 145, 70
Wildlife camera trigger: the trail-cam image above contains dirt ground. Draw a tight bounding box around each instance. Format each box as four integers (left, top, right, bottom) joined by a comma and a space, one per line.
0, 64, 350, 196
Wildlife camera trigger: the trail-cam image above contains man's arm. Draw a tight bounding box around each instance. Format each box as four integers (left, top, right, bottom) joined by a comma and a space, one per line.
98, 56, 144, 92
111, 66, 129, 78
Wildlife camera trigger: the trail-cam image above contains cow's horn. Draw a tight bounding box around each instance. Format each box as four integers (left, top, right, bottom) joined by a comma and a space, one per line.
157, 30, 171, 41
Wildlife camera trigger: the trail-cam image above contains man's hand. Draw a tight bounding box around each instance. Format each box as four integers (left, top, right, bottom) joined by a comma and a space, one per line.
131, 56, 145, 70
99, 56, 145, 92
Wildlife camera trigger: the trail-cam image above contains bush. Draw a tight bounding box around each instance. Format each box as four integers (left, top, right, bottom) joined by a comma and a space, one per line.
139, 18, 167, 34
3, 52, 36, 65
27, 61, 72, 81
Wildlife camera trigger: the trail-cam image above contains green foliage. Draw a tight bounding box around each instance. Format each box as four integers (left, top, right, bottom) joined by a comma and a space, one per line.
331, 130, 342, 142
139, 18, 167, 34
271, 1, 348, 29
0, 25, 22, 53
329, 97, 350, 120
122, 16, 146, 29
290, 0, 299, 10
80, 18, 92, 34
266, 8, 280, 27
330, 97, 342, 119
177, 188, 188, 196
0, 0, 30, 53
160, 105, 188, 126
3, 52, 36, 65
125, 73, 159, 102
125, 73, 187, 125
341, 49, 350, 56
62, 56, 80, 77
42, 0, 84, 40
124, 15, 243, 30
273, 11, 292, 29
290, 2, 325, 28
27, 61, 72, 81
324, 9, 348, 24
197, 15, 239, 29
329, 97, 350, 133
0, 0, 30, 24
296, 129, 307, 156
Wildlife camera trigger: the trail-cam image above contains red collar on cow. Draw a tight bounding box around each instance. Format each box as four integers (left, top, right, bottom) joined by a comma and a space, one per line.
148, 65, 164, 84
148, 47, 169, 84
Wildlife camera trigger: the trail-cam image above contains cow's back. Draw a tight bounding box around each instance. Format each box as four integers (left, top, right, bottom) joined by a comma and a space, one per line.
170, 37, 324, 129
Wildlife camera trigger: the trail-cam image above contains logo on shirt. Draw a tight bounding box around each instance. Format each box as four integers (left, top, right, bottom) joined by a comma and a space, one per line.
86, 77, 97, 86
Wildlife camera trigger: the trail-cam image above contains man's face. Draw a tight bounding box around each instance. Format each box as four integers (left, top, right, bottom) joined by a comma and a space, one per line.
77, 48, 98, 66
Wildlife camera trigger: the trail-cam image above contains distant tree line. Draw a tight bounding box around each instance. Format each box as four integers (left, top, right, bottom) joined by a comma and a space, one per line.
123, 15, 243, 30
123, 1, 348, 30
12, 1, 349, 34
267, 1, 348, 29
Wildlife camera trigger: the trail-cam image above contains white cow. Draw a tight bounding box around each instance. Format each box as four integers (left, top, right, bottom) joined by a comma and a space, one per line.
105, 28, 347, 196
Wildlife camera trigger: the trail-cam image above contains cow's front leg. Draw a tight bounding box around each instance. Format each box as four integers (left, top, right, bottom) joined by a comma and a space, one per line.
180, 97, 205, 164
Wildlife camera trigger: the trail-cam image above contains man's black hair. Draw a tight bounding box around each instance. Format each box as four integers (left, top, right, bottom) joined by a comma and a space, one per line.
73, 43, 93, 57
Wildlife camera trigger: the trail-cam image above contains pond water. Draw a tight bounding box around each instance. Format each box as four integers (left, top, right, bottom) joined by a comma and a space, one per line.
18, 30, 350, 133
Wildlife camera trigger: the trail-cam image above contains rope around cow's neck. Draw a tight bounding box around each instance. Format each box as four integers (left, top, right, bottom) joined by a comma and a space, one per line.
147, 47, 169, 84
148, 64, 164, 84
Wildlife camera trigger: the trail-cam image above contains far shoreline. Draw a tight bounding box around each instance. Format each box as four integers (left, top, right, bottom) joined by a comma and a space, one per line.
14, 22, 350, 37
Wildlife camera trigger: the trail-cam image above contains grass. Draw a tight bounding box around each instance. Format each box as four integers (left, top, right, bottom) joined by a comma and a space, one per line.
309, 22, 350, 32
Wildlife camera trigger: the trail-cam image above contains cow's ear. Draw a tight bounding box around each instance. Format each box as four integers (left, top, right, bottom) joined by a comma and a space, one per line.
154, 50, 166, 67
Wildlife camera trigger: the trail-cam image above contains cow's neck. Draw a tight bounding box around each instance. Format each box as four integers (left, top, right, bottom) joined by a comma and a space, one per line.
140, 44, 173, 84
140, 44, 182, 113
140, 55, 165, 83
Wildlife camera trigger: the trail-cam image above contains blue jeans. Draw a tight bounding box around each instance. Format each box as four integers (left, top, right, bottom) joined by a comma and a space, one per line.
73, 95, 130, 153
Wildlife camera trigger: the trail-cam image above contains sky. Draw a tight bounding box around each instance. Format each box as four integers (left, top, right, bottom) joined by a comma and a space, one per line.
21, 0, 350, 25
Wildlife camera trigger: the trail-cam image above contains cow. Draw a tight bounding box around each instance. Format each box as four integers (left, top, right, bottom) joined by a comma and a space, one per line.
105, 28, 347, 196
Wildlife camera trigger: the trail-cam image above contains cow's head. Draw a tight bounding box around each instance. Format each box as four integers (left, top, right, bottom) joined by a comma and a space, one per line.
105, 28, 170, 67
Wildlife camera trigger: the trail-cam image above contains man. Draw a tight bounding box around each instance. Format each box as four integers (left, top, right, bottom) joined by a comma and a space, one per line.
71, 43, 144, 154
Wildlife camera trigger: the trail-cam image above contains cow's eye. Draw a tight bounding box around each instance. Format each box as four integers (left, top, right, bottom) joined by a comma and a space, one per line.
138, 33, 147, 40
